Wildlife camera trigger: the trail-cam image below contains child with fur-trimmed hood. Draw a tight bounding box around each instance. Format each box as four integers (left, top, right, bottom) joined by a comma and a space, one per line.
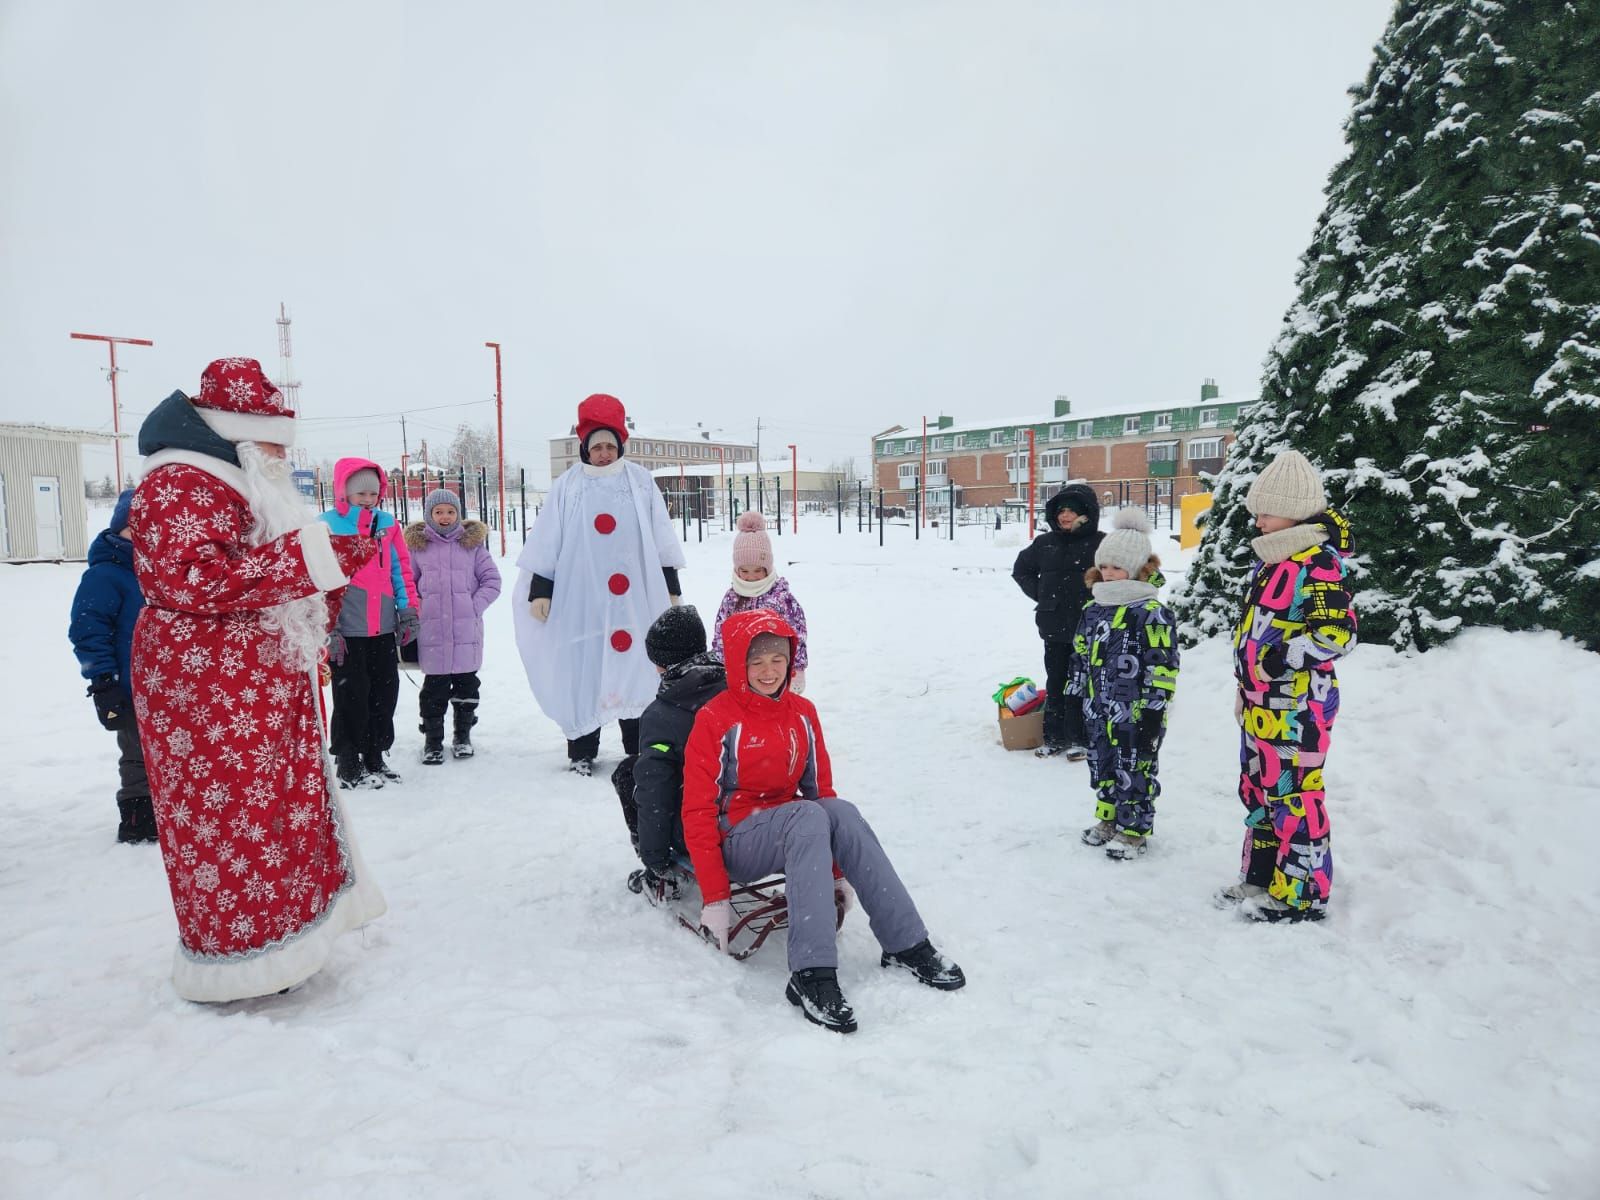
405, 489, 502, 763
1066, 508, 1180, 861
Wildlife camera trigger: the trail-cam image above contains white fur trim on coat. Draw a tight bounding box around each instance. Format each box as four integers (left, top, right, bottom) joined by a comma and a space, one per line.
298, 520, 347, 591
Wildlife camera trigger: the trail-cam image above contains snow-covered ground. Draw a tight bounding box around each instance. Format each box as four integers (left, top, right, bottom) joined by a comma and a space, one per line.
4, 512, 1597, 1199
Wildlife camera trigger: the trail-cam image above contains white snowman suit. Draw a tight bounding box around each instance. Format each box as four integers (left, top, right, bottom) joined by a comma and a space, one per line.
514, 457, 686, 739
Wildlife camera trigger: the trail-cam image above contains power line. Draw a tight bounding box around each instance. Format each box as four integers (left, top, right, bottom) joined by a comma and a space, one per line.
298, 399, 493, 424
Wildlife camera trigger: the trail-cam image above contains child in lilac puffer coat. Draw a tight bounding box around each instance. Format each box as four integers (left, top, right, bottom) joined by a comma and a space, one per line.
711, 511, 810, 693
405, 489, 502, 763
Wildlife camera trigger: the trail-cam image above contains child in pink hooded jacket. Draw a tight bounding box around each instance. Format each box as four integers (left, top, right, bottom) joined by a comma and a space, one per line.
319, 457, 417, 789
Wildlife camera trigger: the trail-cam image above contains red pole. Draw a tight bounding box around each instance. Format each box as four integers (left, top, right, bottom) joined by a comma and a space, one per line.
485, 341, 506, 556
920, 416, 927, 528
787, 444, 797, 534
1026, 428, 1036, 532
71, 332, 153, 489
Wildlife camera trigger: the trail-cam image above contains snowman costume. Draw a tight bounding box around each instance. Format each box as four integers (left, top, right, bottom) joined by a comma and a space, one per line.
513, 395, 685, 758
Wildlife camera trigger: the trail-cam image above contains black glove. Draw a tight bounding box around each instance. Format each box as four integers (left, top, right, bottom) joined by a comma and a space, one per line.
1256, 644, 1288, 682
88, 675, 132, 731
1136, 707, 1166, 751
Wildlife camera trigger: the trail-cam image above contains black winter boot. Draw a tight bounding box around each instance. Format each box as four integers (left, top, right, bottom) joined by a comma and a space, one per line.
881, 938, 967, 991
451, 703, 476, 759
363, 748, 402, 783
785, 967, 858, 1033
336, 751, 383, 790
420, 716, 446, 766
117, 796, 159, 844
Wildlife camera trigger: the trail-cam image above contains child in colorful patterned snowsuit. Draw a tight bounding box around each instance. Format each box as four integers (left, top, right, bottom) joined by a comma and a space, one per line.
1067, 508, 1179, 860
1221, 450, 1356, 923
711, 511, 810, 693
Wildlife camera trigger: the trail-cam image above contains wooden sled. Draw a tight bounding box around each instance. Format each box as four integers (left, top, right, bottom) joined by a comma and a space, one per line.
632, 860, 846, 961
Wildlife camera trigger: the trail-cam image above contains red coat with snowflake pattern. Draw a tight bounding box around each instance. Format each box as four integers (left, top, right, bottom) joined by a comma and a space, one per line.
130, 459, 380, 1000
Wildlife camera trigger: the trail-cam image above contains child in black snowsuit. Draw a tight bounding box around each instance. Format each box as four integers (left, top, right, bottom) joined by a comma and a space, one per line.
1012, 484, 1105, 759
67, 491, 156, 843
1067, 508, 1179, 860
612, 605, 727, 899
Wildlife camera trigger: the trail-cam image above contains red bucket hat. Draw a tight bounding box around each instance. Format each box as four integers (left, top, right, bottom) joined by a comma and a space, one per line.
192, 357, 297, 446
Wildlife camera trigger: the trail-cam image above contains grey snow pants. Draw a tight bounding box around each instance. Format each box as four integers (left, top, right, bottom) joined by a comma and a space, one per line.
721, 797, 927, 973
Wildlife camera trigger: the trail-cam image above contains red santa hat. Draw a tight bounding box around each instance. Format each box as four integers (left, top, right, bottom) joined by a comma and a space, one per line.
191, 357, 296, 446
576, 393, 628, 462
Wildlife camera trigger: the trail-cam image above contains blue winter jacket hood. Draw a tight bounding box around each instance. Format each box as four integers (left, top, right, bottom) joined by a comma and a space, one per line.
68, 527, 144, 684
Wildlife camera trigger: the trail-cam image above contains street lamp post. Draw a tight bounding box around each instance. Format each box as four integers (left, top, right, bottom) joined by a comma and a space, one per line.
787, 444, 797, 534
920, 416, 927, 528
484, 341, 506, 556
70, 332, 153, 489
1026, 428, 1037, 532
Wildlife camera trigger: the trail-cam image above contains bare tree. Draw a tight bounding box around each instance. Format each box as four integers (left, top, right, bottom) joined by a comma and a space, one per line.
447, 423, 497, 471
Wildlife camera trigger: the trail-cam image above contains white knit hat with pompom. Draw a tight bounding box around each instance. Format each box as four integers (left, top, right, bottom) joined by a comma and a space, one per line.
1095, 507, 1155, 575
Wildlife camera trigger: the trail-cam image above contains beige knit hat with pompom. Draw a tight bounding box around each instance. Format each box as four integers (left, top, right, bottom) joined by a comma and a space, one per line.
1246, 449, 1326, 520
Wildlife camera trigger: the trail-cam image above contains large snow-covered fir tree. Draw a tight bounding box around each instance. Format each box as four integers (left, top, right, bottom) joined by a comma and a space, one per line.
1173, 0, 1600, 651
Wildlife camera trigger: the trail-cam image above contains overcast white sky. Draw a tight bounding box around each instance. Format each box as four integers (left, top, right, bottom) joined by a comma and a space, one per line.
1, 0, 1394, 488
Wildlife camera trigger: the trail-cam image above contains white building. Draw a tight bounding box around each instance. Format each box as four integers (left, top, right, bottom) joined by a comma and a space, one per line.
0, 423, 113, 561
548, 420, 756, 481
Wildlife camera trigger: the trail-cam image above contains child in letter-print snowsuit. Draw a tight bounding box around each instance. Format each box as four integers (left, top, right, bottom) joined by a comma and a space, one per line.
1066, 508, 1177, 857
1232, 450, 1357, 921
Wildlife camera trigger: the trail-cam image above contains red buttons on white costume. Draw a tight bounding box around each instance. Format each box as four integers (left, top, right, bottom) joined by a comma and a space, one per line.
594, 513, 617, 534
611, 630, 633, 652
608, 573, 629, 595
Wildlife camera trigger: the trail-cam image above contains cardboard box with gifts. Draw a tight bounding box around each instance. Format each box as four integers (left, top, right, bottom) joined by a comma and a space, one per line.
993, 677, 1046, 751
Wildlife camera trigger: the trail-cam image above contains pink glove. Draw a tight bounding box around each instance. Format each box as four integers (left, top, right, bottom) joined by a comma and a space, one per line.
1234, 693, 1245, 727
700, 900, 732, 953
791, 668, 807, 695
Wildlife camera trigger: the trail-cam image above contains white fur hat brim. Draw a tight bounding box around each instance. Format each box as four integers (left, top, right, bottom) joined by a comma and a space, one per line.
196, 406, 297, 448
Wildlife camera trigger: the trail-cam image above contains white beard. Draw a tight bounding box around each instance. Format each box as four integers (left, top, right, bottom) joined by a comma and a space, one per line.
237, 442, 330, 673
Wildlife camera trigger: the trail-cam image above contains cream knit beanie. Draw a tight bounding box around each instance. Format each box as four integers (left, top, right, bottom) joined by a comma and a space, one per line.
1095, 508, 1155, 575
1246, 450, 1326, 520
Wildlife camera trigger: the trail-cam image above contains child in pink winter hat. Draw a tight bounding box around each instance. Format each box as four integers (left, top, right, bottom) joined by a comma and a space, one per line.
711, 511, 811, 693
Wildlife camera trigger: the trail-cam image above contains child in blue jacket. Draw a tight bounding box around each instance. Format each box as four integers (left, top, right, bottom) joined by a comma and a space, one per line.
67, 491, 155, 843
319, 458, 418, 789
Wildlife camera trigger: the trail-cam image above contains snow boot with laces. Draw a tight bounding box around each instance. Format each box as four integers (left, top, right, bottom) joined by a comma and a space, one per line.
569, 758, 595, 778
363, 749, 402, 783
881, 938, 967, 991
1214, 882, 1268, 908
786, 967, 858, 1033
1080, 820, 1116, 847
451, 702, 476, 759
420, 716, 446, 766
1105, 831, 1148, 861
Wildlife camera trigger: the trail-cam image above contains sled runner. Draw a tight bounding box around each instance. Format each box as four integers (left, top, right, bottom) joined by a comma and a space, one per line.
629, 858, 846, 961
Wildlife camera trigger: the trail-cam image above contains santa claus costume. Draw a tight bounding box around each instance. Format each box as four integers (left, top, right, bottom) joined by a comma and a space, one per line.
128, 358, 387, 1002
513, 394, 685, 773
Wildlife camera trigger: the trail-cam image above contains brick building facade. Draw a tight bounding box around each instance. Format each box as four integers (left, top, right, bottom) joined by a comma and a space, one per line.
871, 382, 1239, 513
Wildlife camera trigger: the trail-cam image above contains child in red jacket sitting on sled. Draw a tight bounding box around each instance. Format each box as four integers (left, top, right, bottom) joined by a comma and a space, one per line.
681, 609, 965, 1034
